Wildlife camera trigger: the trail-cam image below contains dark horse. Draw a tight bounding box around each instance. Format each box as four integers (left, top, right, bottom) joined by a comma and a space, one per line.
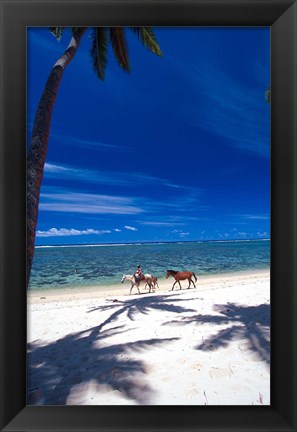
166, 269, 197, 290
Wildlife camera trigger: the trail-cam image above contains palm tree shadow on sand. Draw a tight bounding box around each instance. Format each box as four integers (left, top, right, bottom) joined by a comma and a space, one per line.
28, 293, 193, 405
87, 293, 197, 323
163, 302, 270, 364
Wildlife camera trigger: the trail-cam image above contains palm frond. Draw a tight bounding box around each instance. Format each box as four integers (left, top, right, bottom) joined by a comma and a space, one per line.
70, 27, 83, 36
71, 27, 82, 37
109, 27, 130, 72
49, 27, 65, 42
131, 27, 163, 56
89, 28, 109, 80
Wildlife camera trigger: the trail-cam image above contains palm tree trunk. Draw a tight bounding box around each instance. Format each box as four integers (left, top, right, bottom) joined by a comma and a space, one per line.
27, 27, 87, 288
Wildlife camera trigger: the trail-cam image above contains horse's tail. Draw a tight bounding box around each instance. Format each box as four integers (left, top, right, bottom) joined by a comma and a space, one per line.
192, 272, 197, 282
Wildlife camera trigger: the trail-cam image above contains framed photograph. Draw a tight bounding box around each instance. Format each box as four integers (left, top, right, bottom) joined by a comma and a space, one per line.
1, 0, 296, 431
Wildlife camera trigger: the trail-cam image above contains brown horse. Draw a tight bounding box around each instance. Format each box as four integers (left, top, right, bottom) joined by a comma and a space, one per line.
166, 269, 197, 290
145, 275, 159, 291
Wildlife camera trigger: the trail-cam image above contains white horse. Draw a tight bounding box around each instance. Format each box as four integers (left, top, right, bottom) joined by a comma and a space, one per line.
121, 274, 154, 295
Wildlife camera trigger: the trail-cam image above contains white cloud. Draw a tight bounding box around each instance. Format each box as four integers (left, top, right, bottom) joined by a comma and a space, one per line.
39, 192, 144, 215
114, 228, 121, 232
245, 214, 270, 220
179, 232, 190, 238
172, 229, 190, 238
44, 163, 73, 173
139, 221, 186, 227
124, 225, 138, 231
233, 214, 270, 221
51, 133, 131, 152
44, 161, 170, 188
257, 231, 269, 237
44, 162, 126, 186
36, 228, 111, 238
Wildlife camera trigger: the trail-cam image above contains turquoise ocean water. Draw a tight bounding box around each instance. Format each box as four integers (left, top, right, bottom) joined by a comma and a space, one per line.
29, 240, 270, 292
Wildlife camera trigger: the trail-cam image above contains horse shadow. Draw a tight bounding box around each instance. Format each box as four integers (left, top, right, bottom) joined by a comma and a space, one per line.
163, 302, 270, 364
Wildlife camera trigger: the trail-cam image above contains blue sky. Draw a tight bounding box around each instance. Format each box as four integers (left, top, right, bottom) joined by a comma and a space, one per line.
28, 27, 270, 246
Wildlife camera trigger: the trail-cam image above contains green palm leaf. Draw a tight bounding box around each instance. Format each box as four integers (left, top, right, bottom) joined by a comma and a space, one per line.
109, 27, 130, 72
131, 27, 163, 56
49, 27, 65, 42
89, 28, 109, 80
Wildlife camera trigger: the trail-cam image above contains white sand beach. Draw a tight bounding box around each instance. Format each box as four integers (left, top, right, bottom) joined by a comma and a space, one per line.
27, 269, 270, 406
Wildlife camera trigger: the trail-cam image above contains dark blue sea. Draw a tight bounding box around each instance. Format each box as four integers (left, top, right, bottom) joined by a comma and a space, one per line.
28, 240, 270, 292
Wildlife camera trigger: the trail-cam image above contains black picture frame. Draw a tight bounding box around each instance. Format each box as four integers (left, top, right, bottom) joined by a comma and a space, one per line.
0, 0, 296, 431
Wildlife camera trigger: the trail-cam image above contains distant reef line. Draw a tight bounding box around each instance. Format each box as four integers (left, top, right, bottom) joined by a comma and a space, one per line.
35, 238, 270, 248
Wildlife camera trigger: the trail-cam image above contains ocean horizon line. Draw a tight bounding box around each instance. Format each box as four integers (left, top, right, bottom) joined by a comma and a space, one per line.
35, 238, 270, 249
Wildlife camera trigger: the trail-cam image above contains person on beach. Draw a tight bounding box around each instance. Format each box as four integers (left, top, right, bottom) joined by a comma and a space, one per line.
134, 264, 144, 282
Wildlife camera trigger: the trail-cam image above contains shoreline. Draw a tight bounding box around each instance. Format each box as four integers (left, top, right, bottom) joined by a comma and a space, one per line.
28, 268, 269, 304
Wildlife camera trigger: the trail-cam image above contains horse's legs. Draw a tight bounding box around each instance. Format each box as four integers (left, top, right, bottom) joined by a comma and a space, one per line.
172, 280, 178, 291
130, 283, 140, 295
187, 277, 196, 289
178, 281, 182, 290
